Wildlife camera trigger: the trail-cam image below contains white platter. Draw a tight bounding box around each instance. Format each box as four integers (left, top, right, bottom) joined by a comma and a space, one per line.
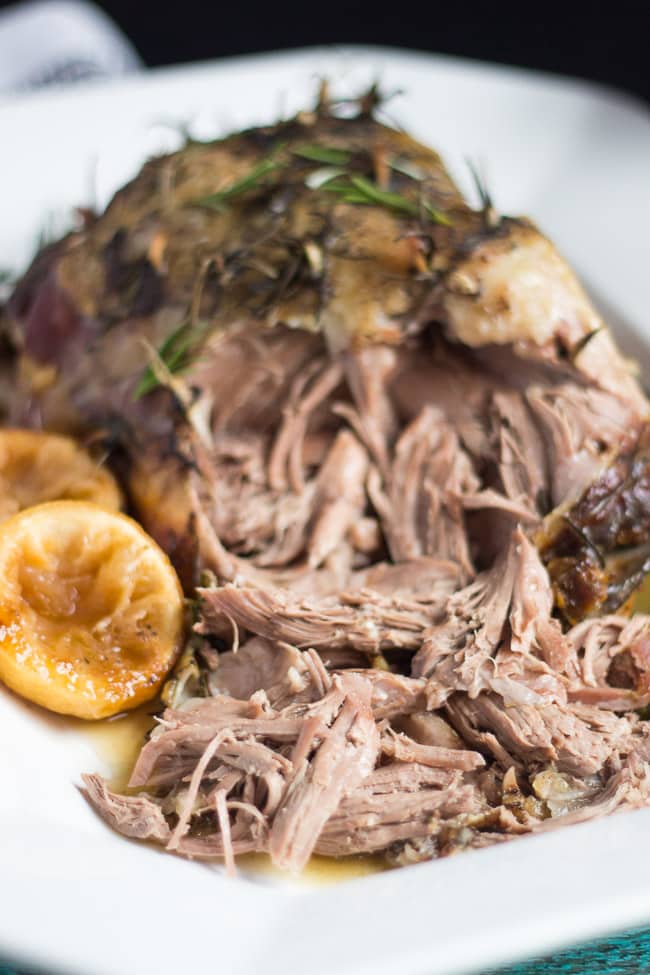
1, 45, 650, 975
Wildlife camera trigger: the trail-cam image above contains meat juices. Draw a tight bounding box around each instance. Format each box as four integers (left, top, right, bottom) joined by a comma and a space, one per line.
4, 89, 650, 871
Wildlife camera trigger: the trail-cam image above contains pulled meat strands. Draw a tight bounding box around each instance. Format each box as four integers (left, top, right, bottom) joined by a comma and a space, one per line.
82, 562, 650, 869
306, 429, 368, 568
198, 557, 461, 656
192, 354, 353, 571
390, 342, 499, 460
269, 686, 379, 872
526, 384, 637, 508
365, 387, 536, 570
340, 345, 399, 474
367, 405, 477, 575
6, 92, 647, 598
381, 727, 485, 772
14, 90, 650, 870
82, 681, 650, 867
81, 775, 171, 842
83, 677, 451, 869
315, 766, 484, 857
412, 528, 568, 707
565, 613, 650, 708
445, 693, 636, 778
490, 391, 548, 515
267, 359, 344, 494
82, 677, 488, 867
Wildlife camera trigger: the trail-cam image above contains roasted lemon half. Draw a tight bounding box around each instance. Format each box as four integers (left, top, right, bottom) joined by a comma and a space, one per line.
0, 501, 184, 719
0, 429, 122, 522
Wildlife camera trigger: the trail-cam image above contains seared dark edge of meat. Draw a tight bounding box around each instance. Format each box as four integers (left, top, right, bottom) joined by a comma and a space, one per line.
539, 425, 650, 623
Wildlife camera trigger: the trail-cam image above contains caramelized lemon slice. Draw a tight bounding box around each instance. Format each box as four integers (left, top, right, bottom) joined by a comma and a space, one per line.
0, 429, 122, 522
0, 501, 184, 719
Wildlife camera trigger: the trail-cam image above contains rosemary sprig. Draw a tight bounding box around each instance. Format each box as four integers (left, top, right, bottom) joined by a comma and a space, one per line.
465, 158, 492, 212
304, 165, 347, 189
293, 144, 351, 166
346, 175, 419, 213
465, 158, 501, 230
570, 327, 603, 360
422, 201, 453, 227
134, 320, 210, 398
323, 174, 452, 226
194, 154, 284, 211
387, 156, 428, 181
190, 141, 452, 226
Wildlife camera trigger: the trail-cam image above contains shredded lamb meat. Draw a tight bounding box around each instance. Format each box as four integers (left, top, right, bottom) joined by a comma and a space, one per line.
82, 520, 650, 872
6, 88, 650, 875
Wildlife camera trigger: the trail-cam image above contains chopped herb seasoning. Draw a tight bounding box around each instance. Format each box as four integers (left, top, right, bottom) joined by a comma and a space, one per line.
293, 144, 352, 166
194, 155, 284, 211
134, 320, 211, 397
322, 174, 452, 225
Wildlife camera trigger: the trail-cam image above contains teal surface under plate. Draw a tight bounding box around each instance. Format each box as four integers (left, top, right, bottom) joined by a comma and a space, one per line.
487, 927, 650, 974
5, 927, 650, 975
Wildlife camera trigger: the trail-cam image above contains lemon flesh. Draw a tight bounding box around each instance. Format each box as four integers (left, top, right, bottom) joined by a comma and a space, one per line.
0, 501, 184, 719
0, 429, 122, 522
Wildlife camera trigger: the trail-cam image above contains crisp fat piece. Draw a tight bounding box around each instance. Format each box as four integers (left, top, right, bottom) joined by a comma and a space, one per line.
441, 222, 601, 349
537, 423, 650, 623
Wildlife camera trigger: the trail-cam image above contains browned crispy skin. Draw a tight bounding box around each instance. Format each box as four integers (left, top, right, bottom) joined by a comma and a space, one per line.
538, 425, 650, 624
3, 91, 648, 610
7, 92, 642, 434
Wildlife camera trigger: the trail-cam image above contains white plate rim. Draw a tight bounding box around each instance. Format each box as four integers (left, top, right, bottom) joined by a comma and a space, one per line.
1, 44, 650, 975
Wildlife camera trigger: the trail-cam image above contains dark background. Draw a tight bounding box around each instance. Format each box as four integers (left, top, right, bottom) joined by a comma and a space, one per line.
107, 2, 649, 105
8, 0, 650, 105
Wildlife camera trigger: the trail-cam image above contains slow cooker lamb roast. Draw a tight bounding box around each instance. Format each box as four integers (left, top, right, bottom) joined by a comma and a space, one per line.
4, 87, 650, 872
